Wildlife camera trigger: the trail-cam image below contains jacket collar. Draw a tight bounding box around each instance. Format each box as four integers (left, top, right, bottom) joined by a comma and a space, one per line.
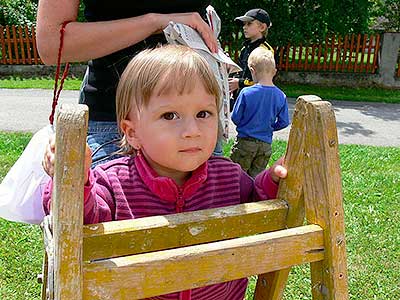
244, 36, 266, 47
134, 154, 208, 203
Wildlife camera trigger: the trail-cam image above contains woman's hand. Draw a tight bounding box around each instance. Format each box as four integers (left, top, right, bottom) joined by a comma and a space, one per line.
269, 157, 287, 183
43, 135, 93, 184
154, 12, 218, 53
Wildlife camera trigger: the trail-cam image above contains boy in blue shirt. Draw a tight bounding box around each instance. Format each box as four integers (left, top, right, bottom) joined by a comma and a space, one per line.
231, 47, 289, 177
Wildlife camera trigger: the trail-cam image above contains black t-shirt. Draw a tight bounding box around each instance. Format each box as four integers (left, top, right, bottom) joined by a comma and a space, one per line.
82, 0, 211, 121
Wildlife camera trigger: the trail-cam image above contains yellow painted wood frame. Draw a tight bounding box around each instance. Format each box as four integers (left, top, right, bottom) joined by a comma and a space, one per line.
40, 96, 349, 300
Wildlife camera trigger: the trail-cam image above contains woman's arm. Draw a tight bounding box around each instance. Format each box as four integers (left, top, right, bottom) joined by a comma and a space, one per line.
36, 0, 217, 64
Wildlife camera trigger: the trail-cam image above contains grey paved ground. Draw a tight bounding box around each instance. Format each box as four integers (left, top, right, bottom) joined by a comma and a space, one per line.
1, 88, 399, 147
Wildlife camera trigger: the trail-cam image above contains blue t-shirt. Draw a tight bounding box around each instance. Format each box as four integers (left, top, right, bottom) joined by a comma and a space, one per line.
231, 84, 290, 144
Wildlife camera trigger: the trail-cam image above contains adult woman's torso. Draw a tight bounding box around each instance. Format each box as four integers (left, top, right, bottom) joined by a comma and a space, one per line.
81, 0, 211, 121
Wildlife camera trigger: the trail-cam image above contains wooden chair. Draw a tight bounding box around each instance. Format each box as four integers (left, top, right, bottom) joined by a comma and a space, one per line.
40, 95, 349, 300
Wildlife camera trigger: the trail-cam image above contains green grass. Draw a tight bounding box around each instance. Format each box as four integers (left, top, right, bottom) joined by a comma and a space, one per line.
279, 83, 400, 104
0, 77, 399, 104
0, 134, 399, 299
0, 76, 82, 90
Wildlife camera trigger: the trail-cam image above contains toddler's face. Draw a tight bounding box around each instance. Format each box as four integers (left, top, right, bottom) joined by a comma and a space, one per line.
125, 79, 218, 184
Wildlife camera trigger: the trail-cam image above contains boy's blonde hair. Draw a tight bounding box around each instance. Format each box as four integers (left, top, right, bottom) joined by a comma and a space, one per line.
254, 20, 269, 37
116, 45, 221, 154
248, 46, 276, 75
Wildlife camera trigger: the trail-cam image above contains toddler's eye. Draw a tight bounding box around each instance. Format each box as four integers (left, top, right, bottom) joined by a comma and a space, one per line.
197, 111, 211, 118
162, 112, 177, 120
162, 112, 178, 120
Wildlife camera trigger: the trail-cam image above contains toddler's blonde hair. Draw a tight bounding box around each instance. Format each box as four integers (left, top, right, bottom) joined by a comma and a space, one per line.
248, 46, 276, 76
116, 45, 221, 155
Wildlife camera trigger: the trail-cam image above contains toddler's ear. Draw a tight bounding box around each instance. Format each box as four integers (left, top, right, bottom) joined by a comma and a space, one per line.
120, 119, 141, 150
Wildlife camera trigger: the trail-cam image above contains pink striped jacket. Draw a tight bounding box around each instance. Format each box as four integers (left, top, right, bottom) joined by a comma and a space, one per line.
43, 155, 278, 300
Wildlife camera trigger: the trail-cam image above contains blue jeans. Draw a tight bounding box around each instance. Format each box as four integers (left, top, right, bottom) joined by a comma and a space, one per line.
87, 121, 122, 167
213, 138, 223, 157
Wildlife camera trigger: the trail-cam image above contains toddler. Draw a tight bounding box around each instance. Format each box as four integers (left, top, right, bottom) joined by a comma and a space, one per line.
43, 45, 287, 300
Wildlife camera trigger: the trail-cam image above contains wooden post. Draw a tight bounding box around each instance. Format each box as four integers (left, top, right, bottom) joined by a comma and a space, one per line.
254, 96, 322, 299
52, 104, 88, 300
303, 100, 349, 299
254, 96, 348, 299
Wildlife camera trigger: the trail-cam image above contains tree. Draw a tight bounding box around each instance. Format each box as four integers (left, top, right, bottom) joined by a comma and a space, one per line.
370, 0, 400, 32
212, 0, 371, 46
0, 0, 37, 26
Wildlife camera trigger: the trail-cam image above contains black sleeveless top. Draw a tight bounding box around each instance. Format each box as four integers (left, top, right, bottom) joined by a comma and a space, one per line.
82, 0, 211, 121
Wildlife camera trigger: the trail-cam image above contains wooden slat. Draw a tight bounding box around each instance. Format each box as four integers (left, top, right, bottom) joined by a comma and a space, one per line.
329, 35, 335, 71
40, 252, 48, 300
335, 35, 342, 72
254, 95, 320, 300
6, 26, 13, 64
323, 36, 329, 71
365, 34, 373, 73
347, 34, 355, 71
83, 225, 325, 300
31, 25, 39, 64
53, 104, 88, 300
397, 56, 400, 77
303, 100, 349, 300
304, 46, 309, 71
24, 26, 32, 64
298, 44, 303, 70
311, 44, 316, 70
285, 44, 291, 71
341, 35, 349, 72
372, 34, 380, 74
360, 34, 367, 72
278, 46, 285, 70
353, 34, 361, 72
18, 26, 26, 64
291, 46, 297, 70
12, 25, 19, 64
83, 199, 289, 261
0, 26, 6, 64
317, 44, 322, 71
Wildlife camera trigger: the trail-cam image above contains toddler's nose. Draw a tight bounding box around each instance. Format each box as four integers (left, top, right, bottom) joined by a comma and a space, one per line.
182, 118, 201, 138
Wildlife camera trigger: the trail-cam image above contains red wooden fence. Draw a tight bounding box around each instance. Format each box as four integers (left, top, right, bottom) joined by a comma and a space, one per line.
0, 25, 42, 65
224, 33, 382, 74
0, 26, 395, 77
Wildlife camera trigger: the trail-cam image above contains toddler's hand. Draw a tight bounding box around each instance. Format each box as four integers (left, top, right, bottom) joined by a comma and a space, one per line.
42, 136, 92, 184
42, 135, 56, 177
269, 157, 287, 183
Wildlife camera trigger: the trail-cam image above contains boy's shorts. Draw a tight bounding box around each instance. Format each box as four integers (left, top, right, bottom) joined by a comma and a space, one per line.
230, 137, 272, 178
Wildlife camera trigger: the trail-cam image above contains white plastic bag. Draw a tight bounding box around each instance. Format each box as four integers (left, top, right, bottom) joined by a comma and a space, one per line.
0, 125, 53, 224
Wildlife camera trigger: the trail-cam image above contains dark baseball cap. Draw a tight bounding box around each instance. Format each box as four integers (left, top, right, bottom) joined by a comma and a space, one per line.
235, 8, 272, 28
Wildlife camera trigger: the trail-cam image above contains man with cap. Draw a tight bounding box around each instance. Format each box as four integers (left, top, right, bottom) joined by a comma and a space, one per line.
228, 8, 274, 110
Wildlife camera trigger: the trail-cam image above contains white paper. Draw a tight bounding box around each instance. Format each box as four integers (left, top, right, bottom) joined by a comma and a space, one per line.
163, 6, 241, 140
